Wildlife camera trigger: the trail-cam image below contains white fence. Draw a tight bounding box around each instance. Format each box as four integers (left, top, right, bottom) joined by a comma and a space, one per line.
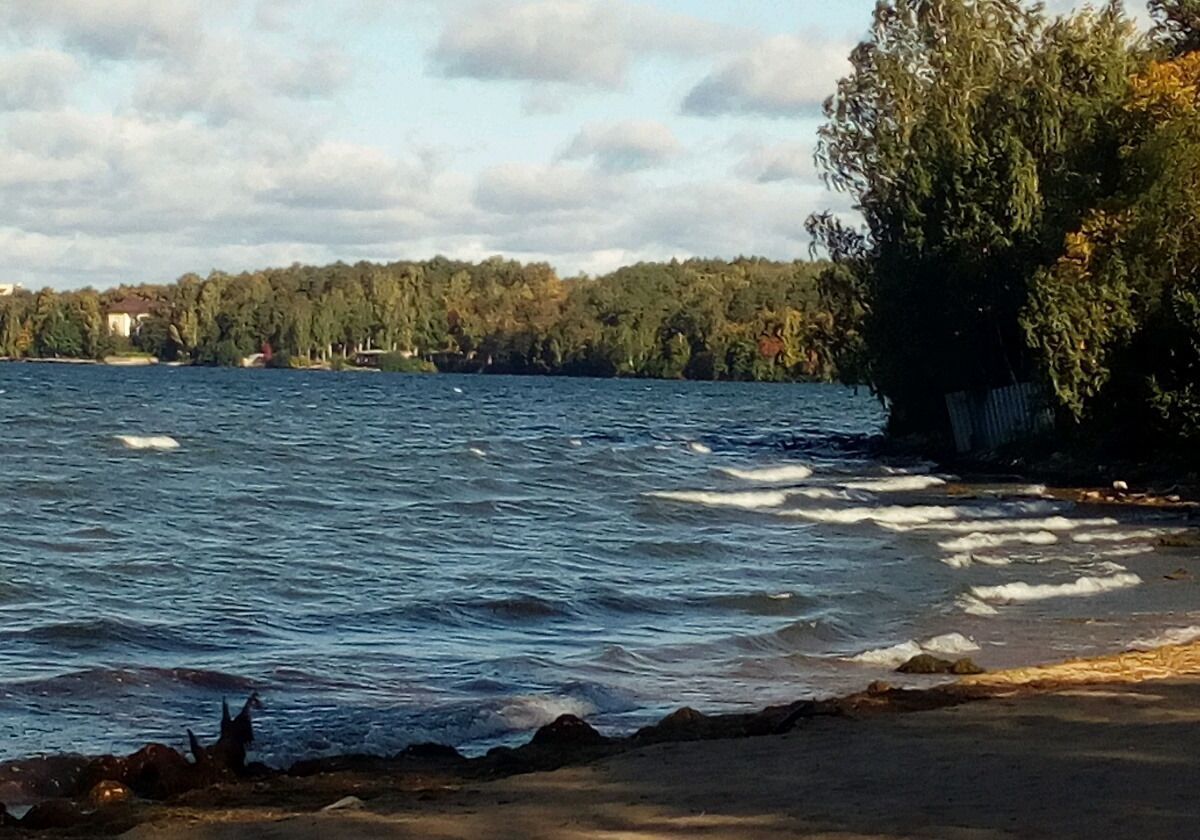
944, 382, 1053, 454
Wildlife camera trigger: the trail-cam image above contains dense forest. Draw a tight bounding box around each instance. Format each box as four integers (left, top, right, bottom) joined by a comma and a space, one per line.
0, 257, 845, 382
809, 0, 1200, 454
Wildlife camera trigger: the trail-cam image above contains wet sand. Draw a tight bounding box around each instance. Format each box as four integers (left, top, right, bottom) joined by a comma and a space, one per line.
116, 645, 1200, 840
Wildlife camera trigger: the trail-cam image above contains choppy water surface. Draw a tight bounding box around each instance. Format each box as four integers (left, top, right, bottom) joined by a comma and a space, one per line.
1, 366, 1197, 764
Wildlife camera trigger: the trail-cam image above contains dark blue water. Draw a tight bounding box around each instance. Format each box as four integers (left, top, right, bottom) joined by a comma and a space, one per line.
1, 366, 1195, 766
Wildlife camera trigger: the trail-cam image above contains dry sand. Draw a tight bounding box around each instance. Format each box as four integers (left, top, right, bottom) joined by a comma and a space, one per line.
117, 644, 1200, 840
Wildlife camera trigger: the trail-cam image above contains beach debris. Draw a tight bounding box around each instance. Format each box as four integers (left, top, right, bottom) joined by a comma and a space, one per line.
320, 796, 365, 812
896, 654, 985, 675
87, 779, 132, 808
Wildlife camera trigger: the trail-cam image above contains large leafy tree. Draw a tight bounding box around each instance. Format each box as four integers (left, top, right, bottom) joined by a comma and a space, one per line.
1024, 51, 1200, 441
809, 0, 1135, 434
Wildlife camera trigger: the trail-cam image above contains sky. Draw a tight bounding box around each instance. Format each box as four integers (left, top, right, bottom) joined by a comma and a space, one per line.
0, 0, 1153, 290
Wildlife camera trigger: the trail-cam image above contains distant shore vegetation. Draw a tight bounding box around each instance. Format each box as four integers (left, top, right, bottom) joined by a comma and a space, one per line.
0, 257, 848, 382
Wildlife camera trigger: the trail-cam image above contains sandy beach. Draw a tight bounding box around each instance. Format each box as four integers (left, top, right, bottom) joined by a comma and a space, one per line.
60, 643, 1190, 839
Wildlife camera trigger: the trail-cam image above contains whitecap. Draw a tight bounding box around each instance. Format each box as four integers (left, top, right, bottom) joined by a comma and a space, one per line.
569, 438, 583, 447
842, 475, 947, 492
969, 573, 1143, 604
848, 632, 980, 667
956, 594, 1001, 616
938, 531, 1059, 552
784, 505, 965, 525
647, 489, 793, 510
720, 464, 813, 483
493, 695, 596, 730
1072, 528, 1180, 544
453, 387, 464, 394
114, 435, 180, 451
1128, 626, 1200, 651
468, 447, 487, 457
885, 516, 1119, 535
687, 442, 713, 455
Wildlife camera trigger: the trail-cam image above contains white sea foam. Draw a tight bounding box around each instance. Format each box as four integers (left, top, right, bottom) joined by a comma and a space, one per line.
970, 573, 1143, 604
940, 553, 1029, 569
1096, 544, 1157, 558
688, 442, 712, 455
1129, 626, 1200, 651
114, 435, 180, 451
647, 489, 793, 510
956, 594, 1001, 616
843, 475, 947, 492
767, 592, 793, 600
720, 464, 813, 483
783, 505, 965, 526
885, 516, 1119, 534
569, 438, 583, 447
468, 447, 487, 457
790, 487, 856, 501
493, 695, 597, 730
849, 632, 980, 667
938, 531, 1060, 552
453, 387, 464, 394
1072, 528, 1178, 544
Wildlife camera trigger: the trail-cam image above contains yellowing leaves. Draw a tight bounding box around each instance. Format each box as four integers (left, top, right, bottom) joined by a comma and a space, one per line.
1129, 52, 1200, 119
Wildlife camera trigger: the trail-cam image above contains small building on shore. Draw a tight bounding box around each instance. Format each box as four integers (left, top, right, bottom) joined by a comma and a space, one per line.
106, 298, 154, 337
0, 283, 21, 296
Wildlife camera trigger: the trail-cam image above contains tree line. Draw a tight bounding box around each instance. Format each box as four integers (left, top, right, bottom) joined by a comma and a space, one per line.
0, 257, 847, 382
810, 0, 1200, 454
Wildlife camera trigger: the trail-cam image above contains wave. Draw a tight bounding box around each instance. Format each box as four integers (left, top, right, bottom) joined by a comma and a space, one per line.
969, 572, 1143, 604
885, 516, 1119, 534
938, 531, 1060, 552
1129, 626, 1200, 651
956, 594, 1000, 616
784, 505, 966, 526
720, 464, 813, 483
849, 632, 980, 667
687, 442, 712, 455
842, 475, 947, 492
491, 695, 597, 731
114, 434, 179, 450
646, 489, 794, 510
1072, 528, 1180, 544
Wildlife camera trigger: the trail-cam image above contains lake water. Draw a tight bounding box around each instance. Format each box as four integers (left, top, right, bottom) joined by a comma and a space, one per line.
1, 366, 1197, 765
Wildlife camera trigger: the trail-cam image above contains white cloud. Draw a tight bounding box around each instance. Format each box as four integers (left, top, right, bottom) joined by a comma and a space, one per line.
683, 36, 851, 118
2, 0, 209, 61
0, 50, 80, 111
561, 120, 681, 171
734, 140, 815, 183
431, 0, 731, 89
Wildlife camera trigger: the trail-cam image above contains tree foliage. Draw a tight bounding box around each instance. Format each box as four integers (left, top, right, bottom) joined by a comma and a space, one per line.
0, 257, 848, 383
810, 0, 1136, 433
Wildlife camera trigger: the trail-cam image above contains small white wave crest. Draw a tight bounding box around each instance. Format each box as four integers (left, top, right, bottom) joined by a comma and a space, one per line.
115, 435, 180, 451
493, 695, 597, 731
647, 489, 793, 510
720, 464, 813, 483
969, 573, 1143, 604
885, 516, 1119, 535
783, 505, 964, 526
843, 475, 947, 493
938, 531, 1060, 552
849, 632, 980, 668
1129, 626, 1200, 651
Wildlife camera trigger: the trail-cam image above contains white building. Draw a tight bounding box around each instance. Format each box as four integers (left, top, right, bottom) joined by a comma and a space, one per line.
0, 283, 20, 296
106, 298, 153, 337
